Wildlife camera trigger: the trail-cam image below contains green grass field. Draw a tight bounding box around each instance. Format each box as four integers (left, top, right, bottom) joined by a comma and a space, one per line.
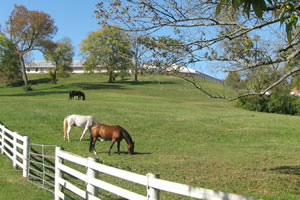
0, 73, 299, 200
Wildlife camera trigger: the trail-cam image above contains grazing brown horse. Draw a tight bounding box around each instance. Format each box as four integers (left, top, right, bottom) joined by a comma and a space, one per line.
90, 124, 134, 156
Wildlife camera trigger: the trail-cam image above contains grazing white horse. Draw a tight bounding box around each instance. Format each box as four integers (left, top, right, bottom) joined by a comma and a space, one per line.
63, 114, 99, 142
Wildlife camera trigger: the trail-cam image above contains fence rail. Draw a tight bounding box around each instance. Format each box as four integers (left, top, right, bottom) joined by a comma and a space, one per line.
0, 124, 30, 177
55, 147, 259, 200
0, 123, 259, 200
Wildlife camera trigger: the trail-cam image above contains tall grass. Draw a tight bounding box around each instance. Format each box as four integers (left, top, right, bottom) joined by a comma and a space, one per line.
0, 73, 299, 200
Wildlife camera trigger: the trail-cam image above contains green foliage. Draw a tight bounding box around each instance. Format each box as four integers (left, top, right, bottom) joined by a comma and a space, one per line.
239, 91, 300, 115
0, 33, 22, 85
216, 0, 267, 19
238, 95, 269, 112
216, 0, 299, 42
222, 34, 254, 61
267, 91, 299, 115
44, 38, 74, 84
48, 69, 57, 84
6, 5, 58, 85
80, 26, 133, 82
225, 71, 242, 91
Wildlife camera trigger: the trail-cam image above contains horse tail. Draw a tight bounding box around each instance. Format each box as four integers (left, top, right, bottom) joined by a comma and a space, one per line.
63, 117, 68, 138
82, 92, 85, 100
89, 131, 93, 152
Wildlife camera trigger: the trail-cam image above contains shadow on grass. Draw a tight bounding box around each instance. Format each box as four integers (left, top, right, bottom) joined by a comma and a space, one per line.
116, 79, 176, 86
270, 165, 300, 175
113, 151, 152, 156
62, 82, 127, 90
0, 82, 127, 97
0, 78, 176, 97
29, 78, 52, 85
0, 90, 69, 97
91, 150, 152, 156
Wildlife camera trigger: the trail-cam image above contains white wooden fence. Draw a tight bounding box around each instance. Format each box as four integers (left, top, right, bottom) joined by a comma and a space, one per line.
0, 123, 259, 200
0, 124, 30, 177
55, 147, 259, 200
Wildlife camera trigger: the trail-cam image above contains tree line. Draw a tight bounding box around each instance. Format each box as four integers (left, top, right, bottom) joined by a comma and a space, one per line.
1, 1, 299, 104
0, 5, 151, 88
95, 0, 299, 101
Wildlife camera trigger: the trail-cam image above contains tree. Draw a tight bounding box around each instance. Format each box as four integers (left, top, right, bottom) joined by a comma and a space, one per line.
95, 0, 300, 100
5, 5, 57, 86
132, 32, 151, 81
80, 26, 133, 82
225, 71, 242, 91
0, 33, 22, 84
44, 38, 74, 84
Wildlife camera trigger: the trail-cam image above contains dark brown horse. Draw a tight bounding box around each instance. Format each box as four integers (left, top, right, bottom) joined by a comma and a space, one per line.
90, 124, 134, 156
69, 90, 85, 100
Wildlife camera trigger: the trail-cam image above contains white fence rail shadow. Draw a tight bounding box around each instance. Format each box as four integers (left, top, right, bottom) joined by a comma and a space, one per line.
0, 124, 30, 177
55, 147, 259, 200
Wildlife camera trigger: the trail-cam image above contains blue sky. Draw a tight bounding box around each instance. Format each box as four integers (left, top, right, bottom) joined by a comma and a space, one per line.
0, 0, 101, 60
0, 0, 234, 79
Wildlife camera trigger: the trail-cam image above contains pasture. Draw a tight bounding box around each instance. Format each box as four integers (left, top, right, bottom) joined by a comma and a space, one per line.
0, 73, 299, 200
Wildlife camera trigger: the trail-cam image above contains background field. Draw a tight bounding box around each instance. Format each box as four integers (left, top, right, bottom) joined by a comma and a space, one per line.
0, 74, 299, 200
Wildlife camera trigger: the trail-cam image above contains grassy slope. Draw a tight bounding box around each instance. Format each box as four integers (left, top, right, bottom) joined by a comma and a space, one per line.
0, 73, 299, 200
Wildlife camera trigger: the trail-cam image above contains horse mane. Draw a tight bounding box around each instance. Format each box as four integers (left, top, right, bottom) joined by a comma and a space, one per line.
119, 126, 134, 145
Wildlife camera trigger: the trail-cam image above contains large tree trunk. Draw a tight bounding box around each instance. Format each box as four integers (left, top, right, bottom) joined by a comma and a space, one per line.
134, 69, 138, 82
19, 54, 28, 86
108, 70, 113, 83
53, 69, 57, 84
134, 58, 138, 82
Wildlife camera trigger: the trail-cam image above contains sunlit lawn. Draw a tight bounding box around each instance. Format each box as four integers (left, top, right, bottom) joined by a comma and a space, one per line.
0, 73, 299, 199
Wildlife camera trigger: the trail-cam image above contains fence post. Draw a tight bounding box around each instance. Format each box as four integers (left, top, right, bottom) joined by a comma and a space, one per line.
23, 136, 30, 177
13, 132, 17, 169
86, 157, 99, 198
55, 147, 63, 200
147, 173, 160, 200
0, 125, 4, 154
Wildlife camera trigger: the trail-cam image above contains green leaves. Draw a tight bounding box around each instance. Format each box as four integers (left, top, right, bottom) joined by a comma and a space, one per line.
216, 0, 267, 19
277, 1, 299, 42
79, 26, 133, 82
216, 0, 299, 42
44, 37, 74, 83
0, 34, 22, 84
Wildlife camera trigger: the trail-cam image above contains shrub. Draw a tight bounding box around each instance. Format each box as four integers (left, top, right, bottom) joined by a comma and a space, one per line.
238, 91, 300, 115
238, 95, 269, 112
267, 92, 298, 115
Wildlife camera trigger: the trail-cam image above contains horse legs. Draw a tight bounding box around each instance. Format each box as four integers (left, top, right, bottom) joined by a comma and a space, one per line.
92, 137, 99, 159
66, 125, 72, 142
117, 141, 121, 155
108, 140, 116, 155
80, 121, 92, 141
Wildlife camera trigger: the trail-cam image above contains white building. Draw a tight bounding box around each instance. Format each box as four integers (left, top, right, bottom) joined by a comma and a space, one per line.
25, 61, 198, 74
25, 60, 86, 73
